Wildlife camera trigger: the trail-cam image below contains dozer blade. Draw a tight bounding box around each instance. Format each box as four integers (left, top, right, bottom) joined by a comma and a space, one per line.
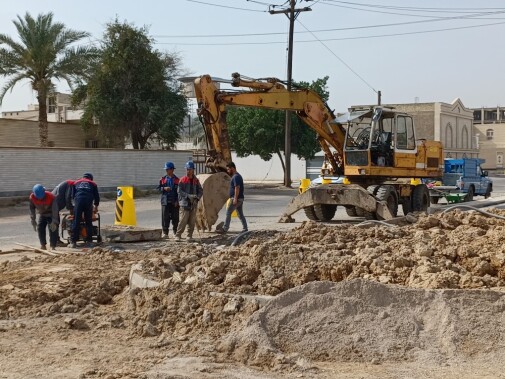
196, 172, 231, 231
278, 184, 393, 222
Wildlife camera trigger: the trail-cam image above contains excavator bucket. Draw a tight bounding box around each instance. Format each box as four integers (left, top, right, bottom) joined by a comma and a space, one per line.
196, 172, 231, 231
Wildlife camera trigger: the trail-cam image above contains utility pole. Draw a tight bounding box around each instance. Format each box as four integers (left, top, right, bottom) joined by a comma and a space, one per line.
270, 1, 311, 187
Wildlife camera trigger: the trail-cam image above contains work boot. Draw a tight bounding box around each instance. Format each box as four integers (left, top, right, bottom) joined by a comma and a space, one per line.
161, 233, 169, 239
67, 242, 77, 249
174, 235, 182, 242
50, 245, 56, 250
56, 239, 66, 247
40, 244, 47, 250
187, 236, 194, 242
85, 241, 94, 248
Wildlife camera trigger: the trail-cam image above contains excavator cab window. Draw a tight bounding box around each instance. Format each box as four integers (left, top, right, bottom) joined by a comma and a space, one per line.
396, 116, 416, 150
370, 115, 394, 166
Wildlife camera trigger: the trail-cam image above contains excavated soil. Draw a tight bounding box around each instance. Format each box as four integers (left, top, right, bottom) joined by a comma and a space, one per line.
1, 209, 505, 378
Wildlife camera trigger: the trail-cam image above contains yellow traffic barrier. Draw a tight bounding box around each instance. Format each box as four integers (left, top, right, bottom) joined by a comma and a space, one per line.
299, 178, 311, 194
321, 178, 332, 185
115, 186, 137, 226
226, 198, 238, 217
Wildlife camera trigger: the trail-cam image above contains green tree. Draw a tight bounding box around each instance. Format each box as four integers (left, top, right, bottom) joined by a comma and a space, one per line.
0, 12, 97, 147
78, 20, 187, 149
227, 76, 330, 172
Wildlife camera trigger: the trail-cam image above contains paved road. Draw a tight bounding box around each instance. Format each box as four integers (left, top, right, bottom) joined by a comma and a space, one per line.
2, 178, 505, 255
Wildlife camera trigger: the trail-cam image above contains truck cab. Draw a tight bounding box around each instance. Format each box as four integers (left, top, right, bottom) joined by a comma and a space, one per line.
445, 158, 493, 200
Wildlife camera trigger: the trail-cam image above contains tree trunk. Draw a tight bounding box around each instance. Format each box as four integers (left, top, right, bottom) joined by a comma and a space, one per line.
37, 90, 49, 147
276, 150, 285, 174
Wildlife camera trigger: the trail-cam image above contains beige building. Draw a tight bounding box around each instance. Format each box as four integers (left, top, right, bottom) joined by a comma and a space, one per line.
1, 92, 82, 124
383, 98, 478, 159
471, 106, 505, 171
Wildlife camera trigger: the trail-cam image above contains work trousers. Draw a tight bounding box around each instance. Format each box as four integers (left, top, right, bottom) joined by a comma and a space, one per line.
161, 203, 179, 235
38, 215, 58, 248
72, 199, 93, 243
223, 198, 248, 232
176, 207, 197, 238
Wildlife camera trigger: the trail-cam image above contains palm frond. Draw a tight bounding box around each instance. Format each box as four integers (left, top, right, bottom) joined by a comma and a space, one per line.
0, 72, 30, 104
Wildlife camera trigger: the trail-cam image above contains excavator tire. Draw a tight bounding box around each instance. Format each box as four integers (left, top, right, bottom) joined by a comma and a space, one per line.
363, 185, 379, 220
401, 200, 412, 216
314, 204, 337, 221
375, 185, 398, 219
345, 206, 358, 217
412, 184, 430, 212
304, 206, 319, 221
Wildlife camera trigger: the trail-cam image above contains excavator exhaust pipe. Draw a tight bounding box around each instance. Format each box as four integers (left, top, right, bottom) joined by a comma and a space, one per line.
196, 172, 231, 231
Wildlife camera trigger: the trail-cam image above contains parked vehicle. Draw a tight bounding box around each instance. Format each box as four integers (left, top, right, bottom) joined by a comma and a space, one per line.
428, 158, 492, 203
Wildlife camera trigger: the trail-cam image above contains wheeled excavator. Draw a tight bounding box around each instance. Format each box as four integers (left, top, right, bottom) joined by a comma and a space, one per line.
193, 73, 444, 229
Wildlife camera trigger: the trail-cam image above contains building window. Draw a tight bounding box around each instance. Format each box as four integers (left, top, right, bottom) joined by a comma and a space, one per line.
486, 129, 494, 140
48, 97, 56, 113
445, 123, 453, 148
461, 125, 469, 149
473, 111, 481, 121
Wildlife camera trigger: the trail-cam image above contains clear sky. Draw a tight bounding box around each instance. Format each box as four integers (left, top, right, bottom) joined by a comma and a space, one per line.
1, 0, 504, 114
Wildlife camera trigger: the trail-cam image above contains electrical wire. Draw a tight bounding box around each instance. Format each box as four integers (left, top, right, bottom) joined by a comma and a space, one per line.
153, 10, 505, 39
323, 1, 505, 13
154, 20, 505, 46
295, 19, 377, 93
186, 0, 267, 12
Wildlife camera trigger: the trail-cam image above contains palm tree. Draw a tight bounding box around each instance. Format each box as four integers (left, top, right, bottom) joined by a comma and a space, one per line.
0, 12, 98, 147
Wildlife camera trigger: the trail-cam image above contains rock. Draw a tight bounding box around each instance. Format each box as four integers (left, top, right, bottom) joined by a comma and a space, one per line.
142, 322, 160, 337
64, 317, 89, 330
223, 298, 241, 315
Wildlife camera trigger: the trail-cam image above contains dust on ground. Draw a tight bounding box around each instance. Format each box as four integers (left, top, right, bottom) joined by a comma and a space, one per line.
1, 209, 505, 378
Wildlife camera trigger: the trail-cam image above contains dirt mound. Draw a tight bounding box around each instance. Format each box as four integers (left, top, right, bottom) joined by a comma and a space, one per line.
224, 279, 505, 367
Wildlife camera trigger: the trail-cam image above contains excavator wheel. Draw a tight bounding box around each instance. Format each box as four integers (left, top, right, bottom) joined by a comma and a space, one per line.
412, 184, 430, 212
345, 206, 364, 217
345, 206, 358, 217
363, 185, 379, 220
314, 204, 337, 222
304, 206, 319, 221
375, 185, 398, 219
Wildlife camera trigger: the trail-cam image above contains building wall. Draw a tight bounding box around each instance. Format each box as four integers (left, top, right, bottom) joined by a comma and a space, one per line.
230, 152, 305, 182
474, 122, 505, 170
0, 119, 87, 148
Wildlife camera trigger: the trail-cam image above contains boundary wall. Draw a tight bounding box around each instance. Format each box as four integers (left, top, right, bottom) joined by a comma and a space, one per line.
0, 147, 306, 198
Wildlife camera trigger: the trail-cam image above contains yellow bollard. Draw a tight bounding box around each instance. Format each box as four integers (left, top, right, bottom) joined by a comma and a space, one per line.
299, 178, 311, 194
115, 186, 137, 226
226, 198, 238, 217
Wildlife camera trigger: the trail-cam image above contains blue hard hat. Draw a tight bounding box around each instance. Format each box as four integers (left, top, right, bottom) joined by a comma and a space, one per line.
32, 184, 46, 199
164, 161, 175, 170
83, 173, 93, 180
185, 161, 195, 170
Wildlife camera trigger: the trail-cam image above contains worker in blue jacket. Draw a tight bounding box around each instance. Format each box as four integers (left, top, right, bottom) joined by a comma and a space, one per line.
68, 173, 100, 248
158, 161, 180, 239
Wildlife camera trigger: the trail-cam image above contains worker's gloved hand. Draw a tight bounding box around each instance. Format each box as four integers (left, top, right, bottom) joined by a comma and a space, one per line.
49, 222, 58, 232
31, 219, 37, 231
188, 194, 196, 199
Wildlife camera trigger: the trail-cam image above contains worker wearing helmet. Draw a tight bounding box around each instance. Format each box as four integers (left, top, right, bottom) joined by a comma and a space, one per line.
175, 161, 203, 242
68, 173, 100, 248
29, 184, 59, 250
158, 161, 180, 239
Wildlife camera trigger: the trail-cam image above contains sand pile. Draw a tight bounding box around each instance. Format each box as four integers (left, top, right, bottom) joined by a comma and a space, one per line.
224, 279, 505, 367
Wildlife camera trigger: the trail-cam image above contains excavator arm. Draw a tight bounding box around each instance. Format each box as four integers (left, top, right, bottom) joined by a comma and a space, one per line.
195, 73, 346, 175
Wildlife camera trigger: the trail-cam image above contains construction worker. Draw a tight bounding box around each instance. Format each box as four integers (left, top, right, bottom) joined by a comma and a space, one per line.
29, 184, 59, 250
175, 161, 203, 242
216, 161, 248, 234
52, 180, 75, 212
158, 161, 179, 239
68, 173, 100, 248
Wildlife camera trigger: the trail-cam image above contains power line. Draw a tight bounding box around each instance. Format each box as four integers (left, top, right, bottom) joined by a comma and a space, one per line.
185, 0, 266, 12
323, 1, 505, 13
320, 2, 505, 19
296, 19, 376, 93
153, 9, 505, 39
153, 20, 505, 45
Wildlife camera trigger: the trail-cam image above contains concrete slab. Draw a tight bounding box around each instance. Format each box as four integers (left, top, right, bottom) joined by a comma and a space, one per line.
101, 225, 163, 242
